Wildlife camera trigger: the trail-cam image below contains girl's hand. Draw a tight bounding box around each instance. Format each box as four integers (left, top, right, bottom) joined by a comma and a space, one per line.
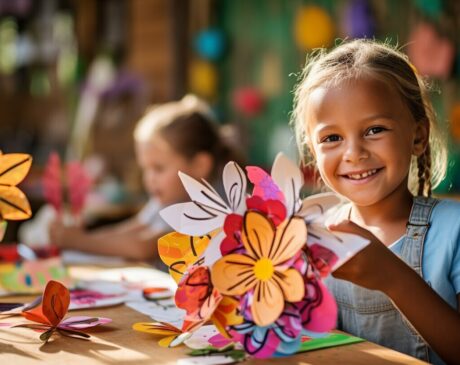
330, 221, 460, 365
48, 220, 84, 249
328, 220, 403, 293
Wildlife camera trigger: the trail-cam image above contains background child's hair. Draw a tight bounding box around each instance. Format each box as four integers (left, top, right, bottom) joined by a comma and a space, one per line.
291, 39, 447, 197
134, 94, 243, 181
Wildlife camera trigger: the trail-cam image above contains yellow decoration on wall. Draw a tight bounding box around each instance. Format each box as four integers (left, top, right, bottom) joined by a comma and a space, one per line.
294, 6, 335, 50
259, 52, 282, 97
189, 60, 218, 99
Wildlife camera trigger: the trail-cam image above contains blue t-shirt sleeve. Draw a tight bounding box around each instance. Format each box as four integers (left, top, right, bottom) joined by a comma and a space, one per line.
425, 199, 460, 304
450, 230, 460, 295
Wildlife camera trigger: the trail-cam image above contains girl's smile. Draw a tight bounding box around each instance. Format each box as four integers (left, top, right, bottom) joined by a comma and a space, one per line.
339, 167, 384, 185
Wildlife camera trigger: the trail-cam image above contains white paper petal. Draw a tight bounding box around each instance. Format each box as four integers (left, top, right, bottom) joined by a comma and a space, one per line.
297, 192, 342, 222
126, 299, 185, 328
183, 325, 219, 349
160, 202, 227, 236
203, 230, 225, 267
271, 153, 303, 216
307, 223, 369, 271
177, 356, 236, 365
200, 178, 221, 196
223, 161, 247, 214
170, 332, 193, 347
179, 172, 231, 214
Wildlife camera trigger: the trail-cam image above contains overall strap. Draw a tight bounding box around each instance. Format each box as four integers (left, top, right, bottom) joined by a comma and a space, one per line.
400, 196, 438, 276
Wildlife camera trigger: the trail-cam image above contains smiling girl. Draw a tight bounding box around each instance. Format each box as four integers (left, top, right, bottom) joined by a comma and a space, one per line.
292, 39, 460, 365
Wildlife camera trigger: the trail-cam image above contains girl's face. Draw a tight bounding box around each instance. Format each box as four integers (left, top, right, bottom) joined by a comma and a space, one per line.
307, 77, 426, 207
135, 134, 196, 206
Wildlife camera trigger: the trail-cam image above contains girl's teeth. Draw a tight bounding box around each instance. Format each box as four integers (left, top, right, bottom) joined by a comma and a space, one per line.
348, 169, 377, 180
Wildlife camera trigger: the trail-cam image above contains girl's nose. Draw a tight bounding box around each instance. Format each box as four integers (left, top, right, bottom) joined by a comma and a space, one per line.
342, 139, 369, 163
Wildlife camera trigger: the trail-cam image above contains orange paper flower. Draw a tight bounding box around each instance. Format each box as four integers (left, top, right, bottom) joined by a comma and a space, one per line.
211, 295, 243, 338
0, 153, 32, 220
158, 232, 212, 283
211, 211, 306, 326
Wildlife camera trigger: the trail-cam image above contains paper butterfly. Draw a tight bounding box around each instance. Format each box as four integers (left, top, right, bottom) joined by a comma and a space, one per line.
132, 321, 194, 348
133, 323, 224, 350
14, 280, 111, 342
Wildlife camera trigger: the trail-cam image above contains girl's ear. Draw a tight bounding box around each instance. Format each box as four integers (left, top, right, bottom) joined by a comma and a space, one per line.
412, 119, 429, 156
190, 152, 214, 180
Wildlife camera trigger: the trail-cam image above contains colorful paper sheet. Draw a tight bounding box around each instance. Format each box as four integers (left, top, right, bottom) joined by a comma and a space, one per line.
0, 257, 72, 294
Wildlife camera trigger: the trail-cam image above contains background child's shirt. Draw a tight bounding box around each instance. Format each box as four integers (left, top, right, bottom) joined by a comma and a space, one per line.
137, 198, 169, 231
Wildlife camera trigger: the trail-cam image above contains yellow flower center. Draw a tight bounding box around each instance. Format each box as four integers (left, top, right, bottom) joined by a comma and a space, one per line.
253, 258, 274, 281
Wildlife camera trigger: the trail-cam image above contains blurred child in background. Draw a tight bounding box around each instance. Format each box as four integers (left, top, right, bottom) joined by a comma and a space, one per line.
48, 95, 241, 263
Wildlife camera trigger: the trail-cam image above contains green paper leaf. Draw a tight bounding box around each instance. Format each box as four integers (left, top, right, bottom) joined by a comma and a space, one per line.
298, 333, 364, 353
188, 344, 246, 361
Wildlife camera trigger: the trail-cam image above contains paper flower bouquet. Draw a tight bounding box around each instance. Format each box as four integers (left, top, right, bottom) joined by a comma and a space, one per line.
136, 153, 368, 358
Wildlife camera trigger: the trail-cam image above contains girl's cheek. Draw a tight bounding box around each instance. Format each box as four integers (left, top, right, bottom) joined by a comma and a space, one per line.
314, 151, 327, 169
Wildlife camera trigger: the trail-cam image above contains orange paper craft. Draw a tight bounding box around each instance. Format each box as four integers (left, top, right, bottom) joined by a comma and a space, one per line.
158, 232, 212, 283
211, 296, 243, 338
17, 280, 110, 342
132, 321, 193, 347
0, 153, 32, 220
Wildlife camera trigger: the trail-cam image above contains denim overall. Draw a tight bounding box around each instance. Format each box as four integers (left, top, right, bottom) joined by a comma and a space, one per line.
325, 196, 438, 363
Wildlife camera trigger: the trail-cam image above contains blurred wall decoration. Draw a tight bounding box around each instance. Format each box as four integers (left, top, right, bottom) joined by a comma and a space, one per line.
0, 0, 184, 241
211, 0, 460, 193
1, 0, 460, 240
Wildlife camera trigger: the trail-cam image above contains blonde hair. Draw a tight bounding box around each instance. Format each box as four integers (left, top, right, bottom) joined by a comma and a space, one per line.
291, 39, 447, 197
134, 94, 243, 181
134, 94, 215, 143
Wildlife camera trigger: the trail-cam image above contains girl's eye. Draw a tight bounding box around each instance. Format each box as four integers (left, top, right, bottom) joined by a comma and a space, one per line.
366, 126, 388, 135
321, 134, 342, 143
147, 165, 165, 174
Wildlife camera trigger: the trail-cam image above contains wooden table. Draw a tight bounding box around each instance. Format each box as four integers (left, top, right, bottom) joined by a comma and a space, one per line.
0, 264, 428, 364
